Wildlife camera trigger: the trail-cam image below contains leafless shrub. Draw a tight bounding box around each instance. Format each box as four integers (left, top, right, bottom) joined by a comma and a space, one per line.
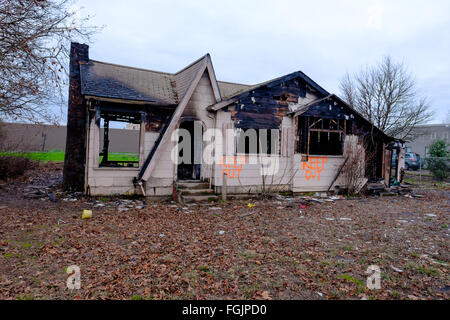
0, 156, 38, 181
340, 136, 374, 195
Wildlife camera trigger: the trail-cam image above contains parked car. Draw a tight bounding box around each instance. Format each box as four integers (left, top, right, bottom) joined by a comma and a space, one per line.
405, 152, 420, 170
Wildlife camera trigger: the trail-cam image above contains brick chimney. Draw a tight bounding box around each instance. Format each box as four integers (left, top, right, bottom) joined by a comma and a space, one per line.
63, 42, 89, 191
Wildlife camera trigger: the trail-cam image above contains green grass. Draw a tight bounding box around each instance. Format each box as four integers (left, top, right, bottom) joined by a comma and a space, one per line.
338, 274, 366, 293
0, 150, 139, 163
406, 262, 441, 277
0, 150, 65, 162
338, 274, 364, 287
99, 153, 139, 163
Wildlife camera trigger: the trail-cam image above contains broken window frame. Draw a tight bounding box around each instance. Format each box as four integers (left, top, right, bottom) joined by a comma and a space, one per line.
296, 116, 348, 157
95, 106, 144, 169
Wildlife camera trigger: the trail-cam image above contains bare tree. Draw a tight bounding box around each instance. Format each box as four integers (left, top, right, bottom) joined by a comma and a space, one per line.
340, 56, 433, 140
0, 0, 99, 124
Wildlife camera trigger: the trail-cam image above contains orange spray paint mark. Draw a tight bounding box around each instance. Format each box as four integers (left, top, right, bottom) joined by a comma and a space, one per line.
302, 157, 328, 181
219, 156, 247, 179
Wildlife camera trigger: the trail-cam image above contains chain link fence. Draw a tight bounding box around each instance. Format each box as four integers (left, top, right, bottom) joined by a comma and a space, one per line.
409, 156, 450, 182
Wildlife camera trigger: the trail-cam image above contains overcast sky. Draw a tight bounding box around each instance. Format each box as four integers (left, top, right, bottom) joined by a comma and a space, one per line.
76, 0, 450, 123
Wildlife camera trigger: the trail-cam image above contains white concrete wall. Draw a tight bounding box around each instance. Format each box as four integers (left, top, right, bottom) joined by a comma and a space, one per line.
85, 117, 142, 196
292, 155, 346, 192
211, 115, 296, 194
178, 70, 217, 181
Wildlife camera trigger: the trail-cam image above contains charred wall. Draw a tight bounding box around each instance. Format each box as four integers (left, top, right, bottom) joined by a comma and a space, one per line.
229, 77, 314, 129
294, 96, 393, 180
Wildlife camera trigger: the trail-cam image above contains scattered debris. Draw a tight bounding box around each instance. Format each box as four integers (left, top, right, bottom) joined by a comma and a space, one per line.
366, 180, 387, 194
239, 211, 256, 218
0, 162, 447, 300
440, 286, 450, 293
391, 265, 403, 273
47, 192, 56, 202
82, 210, 92, 219
334, 255, 354, 262
380, 192, 397, 197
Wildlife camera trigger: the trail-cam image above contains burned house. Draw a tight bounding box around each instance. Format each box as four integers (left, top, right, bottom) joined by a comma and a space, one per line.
63, 42, 404, 198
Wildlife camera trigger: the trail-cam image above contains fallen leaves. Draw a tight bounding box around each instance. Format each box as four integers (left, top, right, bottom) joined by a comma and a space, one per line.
0, 164, 449, 300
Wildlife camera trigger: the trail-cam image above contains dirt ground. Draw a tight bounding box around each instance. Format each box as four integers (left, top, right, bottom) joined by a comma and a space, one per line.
0, 163, 448, 300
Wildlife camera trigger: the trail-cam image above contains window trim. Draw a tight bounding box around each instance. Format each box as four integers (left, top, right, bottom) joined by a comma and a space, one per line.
96, 109, 143, 169
296, 116, 347, 157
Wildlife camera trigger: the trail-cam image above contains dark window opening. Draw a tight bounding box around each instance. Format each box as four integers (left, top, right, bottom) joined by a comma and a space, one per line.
296, 116, 346, 156
236, 128, 279, 155
308, 131, 343, 155
98, 111, 141, 168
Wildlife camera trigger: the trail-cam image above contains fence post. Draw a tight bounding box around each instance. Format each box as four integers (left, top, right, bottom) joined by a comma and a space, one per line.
222, 172, 227, 202
419, 158, 422, 182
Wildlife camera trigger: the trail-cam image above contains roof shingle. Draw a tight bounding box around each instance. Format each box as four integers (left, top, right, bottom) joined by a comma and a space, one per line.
79, 55, 295, 105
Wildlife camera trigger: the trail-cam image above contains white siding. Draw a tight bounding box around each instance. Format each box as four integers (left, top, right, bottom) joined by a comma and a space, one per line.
85, 117, 141, 195
292, 155, 346, 192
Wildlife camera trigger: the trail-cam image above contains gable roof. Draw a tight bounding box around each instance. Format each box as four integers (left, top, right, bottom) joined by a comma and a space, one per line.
208, 71, 330, 111
80, 55, 249, 105
138, 55, 222, 182
173, 55, 210, 101
240, 70, 330, 98
292, 94, 394, 140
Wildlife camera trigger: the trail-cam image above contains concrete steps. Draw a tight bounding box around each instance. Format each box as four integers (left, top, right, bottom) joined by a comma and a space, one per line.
177, 180, 218, 203
181, 189, 215, 196
177, 181, 210, 190
181, 194, 219, 203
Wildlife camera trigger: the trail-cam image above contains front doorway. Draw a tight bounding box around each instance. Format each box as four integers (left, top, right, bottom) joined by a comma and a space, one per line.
177, 120, 202, 180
